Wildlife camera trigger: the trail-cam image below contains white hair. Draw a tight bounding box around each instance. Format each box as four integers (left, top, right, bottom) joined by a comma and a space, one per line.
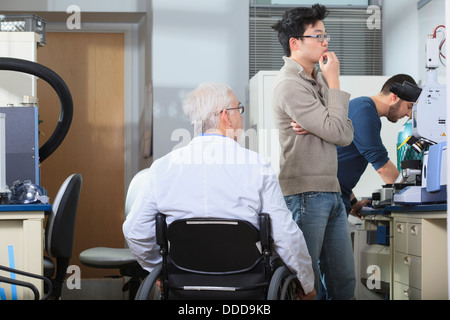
182, 82, 235, 135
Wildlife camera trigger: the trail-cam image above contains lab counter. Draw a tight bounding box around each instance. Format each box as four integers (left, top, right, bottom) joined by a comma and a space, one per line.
0, 203, 51, 213
388, 203, 447, 300
360, 203, 447, 215
0, 203, 51, 300
357, 203, 447, 300
386, 203, 447, 214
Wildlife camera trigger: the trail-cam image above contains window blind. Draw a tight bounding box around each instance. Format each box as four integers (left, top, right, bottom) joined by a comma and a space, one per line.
249, 5, 383, 78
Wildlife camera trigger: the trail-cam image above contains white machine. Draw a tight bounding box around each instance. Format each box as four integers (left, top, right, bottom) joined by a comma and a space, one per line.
0, 15, 73, 195
353, 228, 391, 300
0, 16, 73, 206
0, 16, 42, 189
394, 29, 447, 205
0, 113, 10, 202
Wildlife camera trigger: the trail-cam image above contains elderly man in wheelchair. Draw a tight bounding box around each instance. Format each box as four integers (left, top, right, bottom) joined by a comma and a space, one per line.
123, 82, 315, 300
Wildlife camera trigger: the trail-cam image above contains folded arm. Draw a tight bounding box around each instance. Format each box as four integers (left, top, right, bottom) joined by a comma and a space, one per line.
275, 82, 353, 146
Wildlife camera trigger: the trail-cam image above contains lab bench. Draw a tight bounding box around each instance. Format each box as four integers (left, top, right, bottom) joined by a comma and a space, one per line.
388, 204, 447, 300
358, 204, 447, 300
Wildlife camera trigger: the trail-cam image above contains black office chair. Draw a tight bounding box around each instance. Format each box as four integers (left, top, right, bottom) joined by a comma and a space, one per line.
135, 213, 300, 300
43, 173, 82, 299
78, 168, 149, 299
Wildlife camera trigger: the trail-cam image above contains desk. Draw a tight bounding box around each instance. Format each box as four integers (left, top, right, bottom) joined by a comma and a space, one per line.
0, 204, 50, 300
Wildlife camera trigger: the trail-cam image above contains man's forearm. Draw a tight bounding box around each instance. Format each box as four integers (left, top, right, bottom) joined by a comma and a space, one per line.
376, 160, 399, 184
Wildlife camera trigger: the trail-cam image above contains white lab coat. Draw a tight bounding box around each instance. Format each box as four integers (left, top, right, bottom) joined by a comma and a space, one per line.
123, 134, 314, 294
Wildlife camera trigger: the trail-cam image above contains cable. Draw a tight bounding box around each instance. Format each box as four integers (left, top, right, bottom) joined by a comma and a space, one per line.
433, 25, 446, 61
433, 25, 446, 38
0, 57, 73, 163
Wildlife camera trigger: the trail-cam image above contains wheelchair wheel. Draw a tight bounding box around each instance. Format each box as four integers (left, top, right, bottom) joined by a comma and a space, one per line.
267, 266, 300, 300
134, 264, 162, 300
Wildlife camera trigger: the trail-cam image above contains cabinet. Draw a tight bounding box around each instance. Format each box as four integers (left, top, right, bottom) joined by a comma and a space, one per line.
391, 211, 447, 300
0, 204, 50, 300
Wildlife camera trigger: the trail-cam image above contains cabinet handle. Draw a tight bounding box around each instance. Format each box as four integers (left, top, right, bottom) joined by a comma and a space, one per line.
410, 225, 419, 235
403, 288, 410, 297
397, 224, 404, 233
403, 256, 411, 266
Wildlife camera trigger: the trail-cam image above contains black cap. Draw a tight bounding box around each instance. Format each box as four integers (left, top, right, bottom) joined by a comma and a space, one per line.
390, 81, 422, 102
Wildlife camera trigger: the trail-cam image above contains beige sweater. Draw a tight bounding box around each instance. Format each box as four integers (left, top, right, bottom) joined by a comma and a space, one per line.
271, 57, 353, 196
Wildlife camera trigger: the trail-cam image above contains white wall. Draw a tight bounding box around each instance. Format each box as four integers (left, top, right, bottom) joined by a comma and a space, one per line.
383, 0, 420, 80
383, 0, 446, 85
151, 0, 249, 160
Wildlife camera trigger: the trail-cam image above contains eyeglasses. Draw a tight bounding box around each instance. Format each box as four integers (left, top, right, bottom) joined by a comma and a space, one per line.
216, 104, 245, 116
297, 34, 330, 43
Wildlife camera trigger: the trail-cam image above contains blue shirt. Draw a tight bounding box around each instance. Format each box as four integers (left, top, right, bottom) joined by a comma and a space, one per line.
337, 97, 390, 212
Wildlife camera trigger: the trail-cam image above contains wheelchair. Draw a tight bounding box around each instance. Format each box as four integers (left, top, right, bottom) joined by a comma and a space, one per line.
135, 213, 301, 300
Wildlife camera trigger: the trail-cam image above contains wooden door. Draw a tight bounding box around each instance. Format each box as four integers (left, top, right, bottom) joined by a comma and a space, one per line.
37, 32, 125, 278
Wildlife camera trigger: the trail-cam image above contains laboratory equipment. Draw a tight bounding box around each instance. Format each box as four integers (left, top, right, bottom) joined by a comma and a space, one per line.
0, 105, 40, 187
0, 15, 73, 190
394, 26, 447, 205
371, 186, 394, 208
0, 57, 73, 165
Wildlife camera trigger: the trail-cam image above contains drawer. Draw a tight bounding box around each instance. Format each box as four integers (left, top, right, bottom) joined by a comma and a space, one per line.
394, 221, 407, 253
393, 252, 422, 289
408, 223, 422, 256
394, 281, 421, 300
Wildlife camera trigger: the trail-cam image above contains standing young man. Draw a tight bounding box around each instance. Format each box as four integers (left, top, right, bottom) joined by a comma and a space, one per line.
271, 4, 355, 299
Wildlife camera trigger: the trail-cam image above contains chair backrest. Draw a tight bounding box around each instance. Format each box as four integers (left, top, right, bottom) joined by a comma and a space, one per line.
156, 213, 272, 300
45, 173, 82, 258
124, 168, 150, 217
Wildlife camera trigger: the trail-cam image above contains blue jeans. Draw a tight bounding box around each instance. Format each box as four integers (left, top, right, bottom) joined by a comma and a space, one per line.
284, 192, 355, 300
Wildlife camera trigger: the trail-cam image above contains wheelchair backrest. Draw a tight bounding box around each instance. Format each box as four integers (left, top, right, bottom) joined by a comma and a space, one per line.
156, 213, 273, 299
166, 218, 263, 274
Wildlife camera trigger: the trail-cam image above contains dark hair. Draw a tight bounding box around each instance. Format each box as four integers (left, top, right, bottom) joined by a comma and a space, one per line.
381, 74, 418, 95
272, 4, 329, 56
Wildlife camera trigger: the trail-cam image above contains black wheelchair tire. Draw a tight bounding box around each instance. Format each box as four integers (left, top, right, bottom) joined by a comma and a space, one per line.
134, 264, 162, 300
267, 266, 299, 300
